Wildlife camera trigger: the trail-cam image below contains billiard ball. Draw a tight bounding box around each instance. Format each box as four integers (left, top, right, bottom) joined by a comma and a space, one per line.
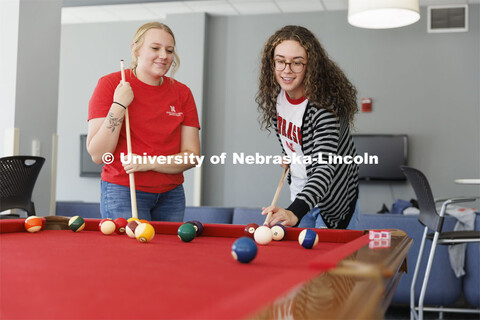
126, 220, 141, 238
231, 237, 257, 263
186, 220, 204, 237
139, 219, 150, 224
271, 224, 286, 241
135, 223, 155, 243
114, 218, 128, 234
99, 218, 116, 235
244, 223, 259, 238
24, 216, 42, 233
253, 225, 273, 245
298, 229, 319, 249
177, 223, 196, 242
68, 216, 85, 232
127, 217, 140, 223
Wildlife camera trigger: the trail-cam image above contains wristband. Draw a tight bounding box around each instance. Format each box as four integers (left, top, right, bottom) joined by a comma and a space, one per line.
113, 101, 126, 109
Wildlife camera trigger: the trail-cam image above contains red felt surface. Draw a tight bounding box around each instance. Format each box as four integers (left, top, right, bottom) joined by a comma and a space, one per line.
0, 220, 367, 319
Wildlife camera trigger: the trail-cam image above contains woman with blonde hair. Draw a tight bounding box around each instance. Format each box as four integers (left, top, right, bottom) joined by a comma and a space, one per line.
258, 25, 359, 229
87, 22, 200, 221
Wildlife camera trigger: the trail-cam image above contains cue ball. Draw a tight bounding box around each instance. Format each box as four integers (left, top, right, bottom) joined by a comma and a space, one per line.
135, 223, 155, 243
24, 216, 42, 233
231, 237, 258, 263
177, 223, 196, 242
271, 224, 286, 241
298, 229, 319, 249
68, 216, 85, 232
126, 220, 141, 238
253, 226, 273, 245
114, 218, 128, 234
244, 223, 259, 238
99, 218, 116, 235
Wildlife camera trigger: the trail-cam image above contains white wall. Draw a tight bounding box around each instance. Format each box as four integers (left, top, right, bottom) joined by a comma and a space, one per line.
56, 13, 205, 204
1, 0, 61, 216
0, 1, 20, 156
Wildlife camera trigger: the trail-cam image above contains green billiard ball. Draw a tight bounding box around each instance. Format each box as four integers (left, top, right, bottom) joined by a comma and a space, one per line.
177, 223, 196, 242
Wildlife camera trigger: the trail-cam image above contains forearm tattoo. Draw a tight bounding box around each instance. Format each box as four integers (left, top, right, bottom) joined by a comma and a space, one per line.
106, 112, 124, 133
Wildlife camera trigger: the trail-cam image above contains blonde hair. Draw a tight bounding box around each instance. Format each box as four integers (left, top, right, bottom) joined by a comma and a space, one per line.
131, 22, 180, 78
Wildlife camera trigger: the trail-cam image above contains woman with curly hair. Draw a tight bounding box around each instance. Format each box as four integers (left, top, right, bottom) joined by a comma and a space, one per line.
258, 25, 359, 229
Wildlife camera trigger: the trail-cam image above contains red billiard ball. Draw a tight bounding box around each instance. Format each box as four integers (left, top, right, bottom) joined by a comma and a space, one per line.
114, 218, 128, 234
244, 223, 259, 238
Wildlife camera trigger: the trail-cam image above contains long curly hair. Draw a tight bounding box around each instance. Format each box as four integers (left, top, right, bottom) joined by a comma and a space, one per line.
256, 25, 357, 131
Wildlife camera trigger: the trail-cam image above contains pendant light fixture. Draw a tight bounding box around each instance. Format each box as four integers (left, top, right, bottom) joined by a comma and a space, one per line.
348, 0, 420, 29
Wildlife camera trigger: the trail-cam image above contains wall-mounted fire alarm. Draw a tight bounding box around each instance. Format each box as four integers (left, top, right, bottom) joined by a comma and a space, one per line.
361, 98, 372, 112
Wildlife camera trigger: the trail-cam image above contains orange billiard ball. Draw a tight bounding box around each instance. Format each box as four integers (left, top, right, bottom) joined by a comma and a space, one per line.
24, 216, 42, 233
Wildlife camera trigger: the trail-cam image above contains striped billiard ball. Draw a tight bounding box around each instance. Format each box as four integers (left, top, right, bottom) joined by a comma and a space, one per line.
68, 216, 85, 232
298, 229, 319, 249
135, 223, 155, 243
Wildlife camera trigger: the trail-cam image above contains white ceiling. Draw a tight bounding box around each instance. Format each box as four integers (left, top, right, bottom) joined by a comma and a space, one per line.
62, 0, 480, 24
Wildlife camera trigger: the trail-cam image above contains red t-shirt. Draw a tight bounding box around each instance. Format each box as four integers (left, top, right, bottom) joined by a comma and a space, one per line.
88, 70, 200, 193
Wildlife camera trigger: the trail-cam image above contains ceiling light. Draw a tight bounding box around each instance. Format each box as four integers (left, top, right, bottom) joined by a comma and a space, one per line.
348, 0, 420, 29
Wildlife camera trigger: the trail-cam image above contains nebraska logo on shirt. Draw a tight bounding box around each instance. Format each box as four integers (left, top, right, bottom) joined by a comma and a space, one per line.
166, 105, 183, 117
286, 141, 295, 153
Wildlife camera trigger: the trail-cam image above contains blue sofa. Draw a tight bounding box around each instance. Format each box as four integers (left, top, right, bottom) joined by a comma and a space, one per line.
55, 202, 479, 308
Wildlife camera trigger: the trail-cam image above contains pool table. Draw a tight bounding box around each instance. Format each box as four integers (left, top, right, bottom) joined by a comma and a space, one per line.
0, 216, 412, 319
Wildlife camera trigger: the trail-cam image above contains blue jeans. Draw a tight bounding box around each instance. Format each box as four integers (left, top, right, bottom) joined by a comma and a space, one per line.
298, 200, 360, 229
100, 180, 185, 222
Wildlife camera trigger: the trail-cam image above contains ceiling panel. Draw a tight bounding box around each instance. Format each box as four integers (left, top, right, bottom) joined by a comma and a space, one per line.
275, 0, 325, 13
230, 0, 281, 15
61, 0, 479, 24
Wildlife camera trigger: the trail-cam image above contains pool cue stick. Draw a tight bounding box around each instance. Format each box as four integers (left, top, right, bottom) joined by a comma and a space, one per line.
264, 166, 289, 226
120, 60, 138, 219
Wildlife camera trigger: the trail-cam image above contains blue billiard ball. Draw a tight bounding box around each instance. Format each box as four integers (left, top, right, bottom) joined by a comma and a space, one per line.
231, 237, 258, 263
298, 229, 319, 249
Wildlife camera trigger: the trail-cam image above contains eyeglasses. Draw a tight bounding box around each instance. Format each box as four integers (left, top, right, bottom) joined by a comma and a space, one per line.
273, 60, 306, 73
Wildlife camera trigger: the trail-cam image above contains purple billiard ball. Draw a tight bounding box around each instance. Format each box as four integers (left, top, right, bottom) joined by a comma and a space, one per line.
271, 224, 286, 241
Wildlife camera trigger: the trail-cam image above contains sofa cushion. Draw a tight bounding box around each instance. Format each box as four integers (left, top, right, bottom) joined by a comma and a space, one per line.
358, 213, 462, 306
232, 208, 264, 225
56, 201, 101, 219
183, 206, 234, 224
463, 214, 480, 307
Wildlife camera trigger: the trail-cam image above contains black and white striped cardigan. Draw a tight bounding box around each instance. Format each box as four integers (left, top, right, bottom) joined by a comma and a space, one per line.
273, 102, 359, 229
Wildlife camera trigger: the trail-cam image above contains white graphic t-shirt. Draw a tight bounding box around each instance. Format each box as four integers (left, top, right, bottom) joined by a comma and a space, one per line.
276, 90, 308, 201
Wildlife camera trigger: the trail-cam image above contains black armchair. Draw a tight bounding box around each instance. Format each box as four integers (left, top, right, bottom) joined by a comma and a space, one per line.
0, 156, 45, 217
